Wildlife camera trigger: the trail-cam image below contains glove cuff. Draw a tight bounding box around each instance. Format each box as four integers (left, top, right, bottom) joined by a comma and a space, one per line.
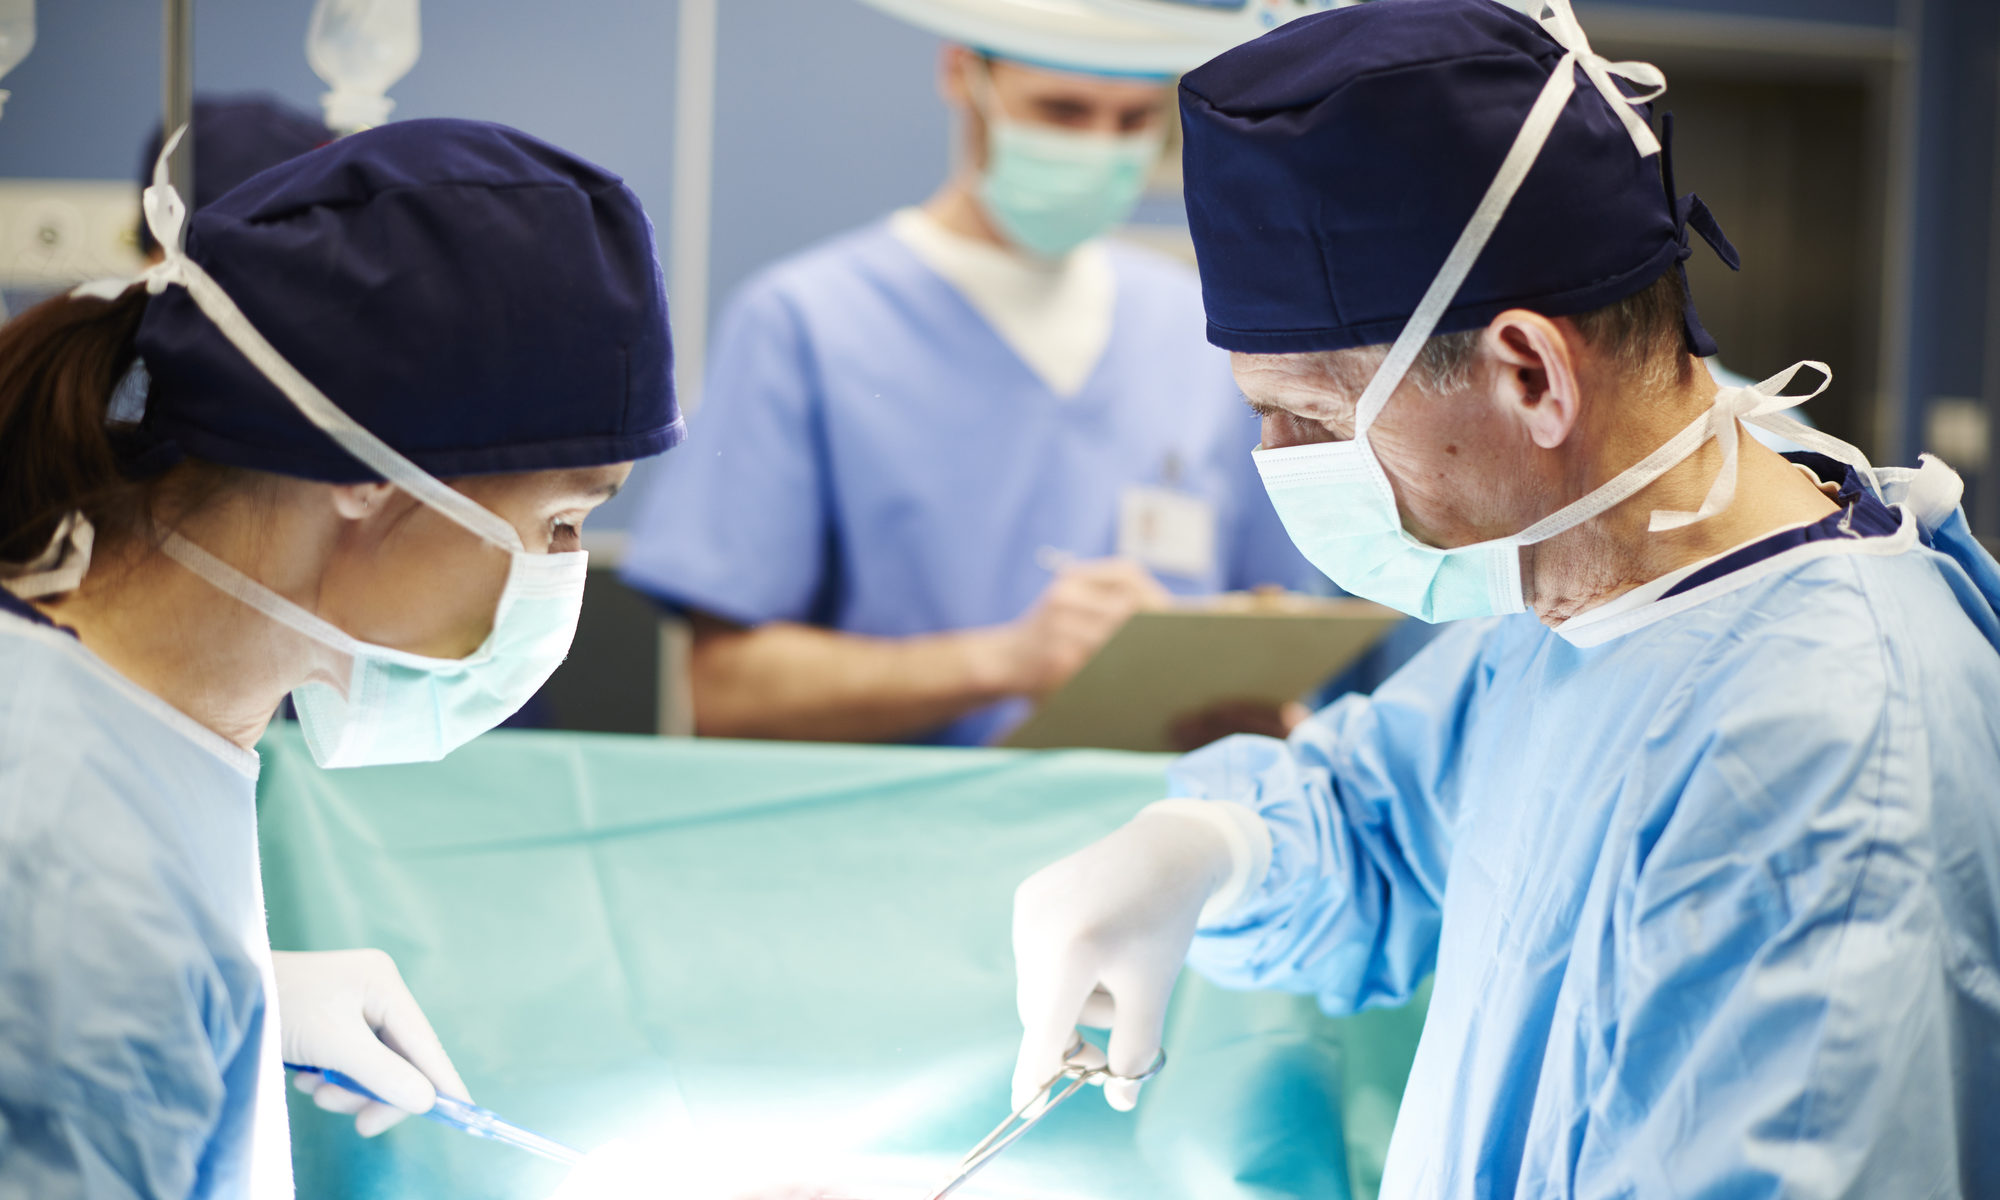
1140, 799, 1274, 928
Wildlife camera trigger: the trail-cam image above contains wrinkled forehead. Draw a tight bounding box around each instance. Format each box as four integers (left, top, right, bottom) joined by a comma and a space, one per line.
1230, 349, 1384, 419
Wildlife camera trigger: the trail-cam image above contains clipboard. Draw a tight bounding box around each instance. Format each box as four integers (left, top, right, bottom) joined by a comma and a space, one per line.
1000, 594, 1402, 752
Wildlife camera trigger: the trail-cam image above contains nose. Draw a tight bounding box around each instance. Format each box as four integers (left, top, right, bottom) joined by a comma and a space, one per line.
1261, 409, 1341, 451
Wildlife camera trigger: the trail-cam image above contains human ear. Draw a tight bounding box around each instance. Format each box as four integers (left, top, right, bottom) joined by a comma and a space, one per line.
329, 481, 396, 521
939, 44, 976, 109
1483, 309, 1582, 451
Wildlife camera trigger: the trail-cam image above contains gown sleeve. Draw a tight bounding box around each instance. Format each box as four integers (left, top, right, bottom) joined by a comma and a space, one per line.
1174, 617, 1499, 1014
0, 842, 250, 1200
618, 275, 835, 627
1573, 665, 1970, 1197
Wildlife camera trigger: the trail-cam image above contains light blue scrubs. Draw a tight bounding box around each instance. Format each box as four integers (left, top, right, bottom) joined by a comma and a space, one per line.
0, 602, 280, 1199
619, 220, 1320, 746
1174, 467, 2000, 1196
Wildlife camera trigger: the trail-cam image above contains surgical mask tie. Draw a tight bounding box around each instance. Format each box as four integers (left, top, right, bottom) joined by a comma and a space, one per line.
69, 127, 588, 767
1255, 0, 1881, 623
0, 512, 96, 600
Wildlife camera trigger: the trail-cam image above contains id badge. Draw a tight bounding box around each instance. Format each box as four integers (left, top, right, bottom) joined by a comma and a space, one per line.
1118, 485, 1218, 580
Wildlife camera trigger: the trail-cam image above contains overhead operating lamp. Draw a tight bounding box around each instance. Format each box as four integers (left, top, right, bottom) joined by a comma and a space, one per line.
850, 0, 1353, 76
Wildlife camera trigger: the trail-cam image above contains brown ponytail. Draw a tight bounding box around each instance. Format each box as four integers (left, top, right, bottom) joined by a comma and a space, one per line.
0, 289, 155, 564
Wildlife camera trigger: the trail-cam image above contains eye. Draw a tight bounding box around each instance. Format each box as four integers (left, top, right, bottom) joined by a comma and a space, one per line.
549, 519, 582, 553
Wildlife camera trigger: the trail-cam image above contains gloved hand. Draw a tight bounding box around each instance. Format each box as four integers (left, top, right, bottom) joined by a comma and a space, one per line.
1010, 805, 1241, 1113
273, 948, 471, 1137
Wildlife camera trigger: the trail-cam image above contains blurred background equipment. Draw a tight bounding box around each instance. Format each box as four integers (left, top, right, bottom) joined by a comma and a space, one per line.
850, 0, 1351, 76
0, 0, 33, 121
306, 0, 420, 133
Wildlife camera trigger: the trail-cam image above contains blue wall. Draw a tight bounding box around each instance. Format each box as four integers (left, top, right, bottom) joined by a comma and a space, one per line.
3, 0, 1996, 532
710, 0, 947, 315
0, 0, 677, 217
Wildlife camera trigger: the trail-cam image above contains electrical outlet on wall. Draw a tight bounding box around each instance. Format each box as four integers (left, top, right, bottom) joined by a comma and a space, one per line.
0, 180, 148, 289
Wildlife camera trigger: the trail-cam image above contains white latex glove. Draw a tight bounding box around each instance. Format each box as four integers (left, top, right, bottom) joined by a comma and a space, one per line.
273, 948, 471, 1137
1010, 805, 1242, 1114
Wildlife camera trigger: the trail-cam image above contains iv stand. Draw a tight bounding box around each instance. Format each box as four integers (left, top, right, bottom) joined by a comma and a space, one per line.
163, 0, 193, 202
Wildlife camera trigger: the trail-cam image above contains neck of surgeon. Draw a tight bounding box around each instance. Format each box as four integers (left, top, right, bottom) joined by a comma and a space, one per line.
1517, 362, 1833, 624
1239, 292, 1841, 627
39, 488, 368, 749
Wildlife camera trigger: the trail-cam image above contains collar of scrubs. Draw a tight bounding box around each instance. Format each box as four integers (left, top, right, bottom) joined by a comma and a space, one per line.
1553, 452, 1916, 648
889, 206, 1115, 398
0, 602, 261, 777
0, 588, 69, 637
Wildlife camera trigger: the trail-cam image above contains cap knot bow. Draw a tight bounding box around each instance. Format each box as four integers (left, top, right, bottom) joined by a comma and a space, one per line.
1539, 0, 1665, 158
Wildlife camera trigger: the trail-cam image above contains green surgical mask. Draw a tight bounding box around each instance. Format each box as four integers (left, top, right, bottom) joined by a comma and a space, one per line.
976, 105, 1163, 259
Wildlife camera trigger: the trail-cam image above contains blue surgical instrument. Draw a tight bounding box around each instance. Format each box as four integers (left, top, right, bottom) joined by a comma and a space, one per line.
284, 1062, 585, 1167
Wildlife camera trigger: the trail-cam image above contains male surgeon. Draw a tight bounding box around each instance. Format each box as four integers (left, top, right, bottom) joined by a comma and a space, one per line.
1010, 1, 2000, 1195
619, 18, 1320, 746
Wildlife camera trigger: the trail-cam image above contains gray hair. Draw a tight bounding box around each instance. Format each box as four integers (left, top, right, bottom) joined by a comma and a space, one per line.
1290, 270, 1695, 402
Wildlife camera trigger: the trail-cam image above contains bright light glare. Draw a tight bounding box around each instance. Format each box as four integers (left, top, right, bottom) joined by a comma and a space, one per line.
542, 1133, 1086, 1200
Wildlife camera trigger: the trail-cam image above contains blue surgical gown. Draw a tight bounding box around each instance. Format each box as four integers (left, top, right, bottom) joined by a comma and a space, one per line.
1175, 464, 2000, 1197
619, 220, 1320, 745
0, 602, 288, 1198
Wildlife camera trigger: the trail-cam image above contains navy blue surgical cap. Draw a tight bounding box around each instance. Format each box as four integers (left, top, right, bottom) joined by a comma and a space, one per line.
135, 118, 683, 482
137, 94, 332, 257
1180, 0, 1736, 356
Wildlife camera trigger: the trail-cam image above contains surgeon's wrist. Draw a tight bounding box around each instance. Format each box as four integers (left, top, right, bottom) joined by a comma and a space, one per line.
1137, 799, 1274, 927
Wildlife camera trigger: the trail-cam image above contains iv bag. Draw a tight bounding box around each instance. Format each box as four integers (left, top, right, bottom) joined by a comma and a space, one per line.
0, 0, 35, 121
307, 0, 420, 134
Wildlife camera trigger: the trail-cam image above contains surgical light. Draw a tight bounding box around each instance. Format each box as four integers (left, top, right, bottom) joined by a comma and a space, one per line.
850, 0, 1352, 77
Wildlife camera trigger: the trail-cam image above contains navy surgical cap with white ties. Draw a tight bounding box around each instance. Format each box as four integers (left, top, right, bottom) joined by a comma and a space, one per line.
133, 118, 683, 484
1179, 0, 1738, 357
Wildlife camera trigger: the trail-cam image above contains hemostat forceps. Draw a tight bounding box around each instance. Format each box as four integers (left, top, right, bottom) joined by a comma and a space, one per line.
921, 1041, 1166, 1200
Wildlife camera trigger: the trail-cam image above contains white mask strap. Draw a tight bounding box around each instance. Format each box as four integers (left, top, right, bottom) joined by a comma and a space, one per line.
1644, 361, 1830, 532
158, 531, 458, 669
160, 531, 370, 655
1352, 0, 1665, 439
72, 128, 527, 556
1508, 361, 1838, 547
0, 513, 96, 600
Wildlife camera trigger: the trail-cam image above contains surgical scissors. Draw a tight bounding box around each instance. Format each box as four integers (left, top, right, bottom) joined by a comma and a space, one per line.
921, 1041, 1166, 1200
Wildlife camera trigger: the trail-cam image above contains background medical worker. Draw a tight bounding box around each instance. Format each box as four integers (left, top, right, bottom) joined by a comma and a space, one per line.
1009, 1, 2000, 1195
0, 119, 681, 1195
619, 30, 1319, 747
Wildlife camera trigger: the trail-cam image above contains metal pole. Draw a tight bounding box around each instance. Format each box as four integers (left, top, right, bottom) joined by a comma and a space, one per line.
669, 0, 717, 414
163, 0, 194, 202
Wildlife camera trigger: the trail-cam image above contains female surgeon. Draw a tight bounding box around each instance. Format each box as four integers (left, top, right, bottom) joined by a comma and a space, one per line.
0, 118, 682, 1196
